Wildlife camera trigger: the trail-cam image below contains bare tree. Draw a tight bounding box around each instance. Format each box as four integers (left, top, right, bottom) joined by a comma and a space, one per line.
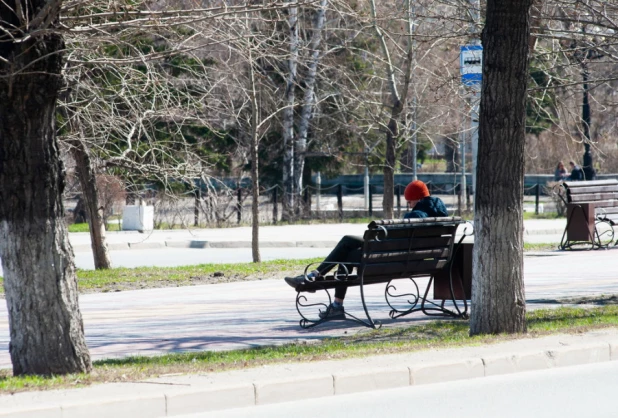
471, 0, 533, 335
294, 0, 328, 210
368, 0, 415, 219
69, 139, 113, 269
282, 1, 299, 221
0, 0, 92, 375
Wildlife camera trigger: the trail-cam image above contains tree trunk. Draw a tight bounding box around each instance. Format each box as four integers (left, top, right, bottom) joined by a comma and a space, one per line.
294, 0, 328, 209
369, 0, 415, 220
0, 25, 92, 374
444, 136, 460, 173
383, 108, 401, 219
282, 2, 298, 222
247, 25, 262, 263
470, 0, 532, 335
250, 130, 261, 263
71, 140, 112, 269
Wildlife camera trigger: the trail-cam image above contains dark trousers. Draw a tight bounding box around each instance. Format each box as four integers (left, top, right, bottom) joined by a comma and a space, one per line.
316, 235, 363, 300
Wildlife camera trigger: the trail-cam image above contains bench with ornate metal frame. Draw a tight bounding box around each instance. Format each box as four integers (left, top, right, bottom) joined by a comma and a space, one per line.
291, 217, 473, 329
557, 179, 618, 250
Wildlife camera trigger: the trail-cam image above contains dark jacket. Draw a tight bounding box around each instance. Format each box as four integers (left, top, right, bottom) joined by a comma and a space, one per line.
569, 165, 584, 181
404, 196, 449, 219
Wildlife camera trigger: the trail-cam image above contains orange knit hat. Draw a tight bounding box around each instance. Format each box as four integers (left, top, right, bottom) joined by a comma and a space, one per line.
404, 180, 429, 201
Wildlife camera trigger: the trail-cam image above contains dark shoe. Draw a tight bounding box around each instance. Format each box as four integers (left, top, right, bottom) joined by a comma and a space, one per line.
285, 271, 322, 291
284, 275, 307, 289
319, 303, 345, 320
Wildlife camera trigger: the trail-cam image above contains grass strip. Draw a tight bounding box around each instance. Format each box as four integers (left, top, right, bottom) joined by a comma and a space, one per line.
0, 243, 561, 294
75, 257, 324, 292
0, 258, 324, 295
523, 242, 559, 252
2, 305, 618, 393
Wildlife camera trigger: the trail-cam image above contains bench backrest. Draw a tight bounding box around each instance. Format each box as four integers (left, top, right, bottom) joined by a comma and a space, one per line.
563, 179, 618, 210
360, 217, 463, 281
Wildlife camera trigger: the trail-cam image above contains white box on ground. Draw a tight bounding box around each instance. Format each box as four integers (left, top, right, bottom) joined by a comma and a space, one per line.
122, 205, 154, 231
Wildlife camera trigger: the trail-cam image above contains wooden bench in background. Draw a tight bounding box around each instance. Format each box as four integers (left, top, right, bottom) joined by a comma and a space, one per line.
559, 179, 618, 250
291, 217, 473, 329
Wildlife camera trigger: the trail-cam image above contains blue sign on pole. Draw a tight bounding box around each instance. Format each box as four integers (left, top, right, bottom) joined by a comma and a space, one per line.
460, 45, 483, 86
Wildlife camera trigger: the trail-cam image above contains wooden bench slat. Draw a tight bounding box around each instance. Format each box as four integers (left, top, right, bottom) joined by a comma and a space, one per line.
363, 248, 450, 264
365, 236, 453, 252
570, 200, 618, 208
566, 185, 618, 194
362, 259, 447, 278
569, 193, 618, 203
364, 225, 457, 240
597, 207, 618, 215
564, 179, 618, 189
369, 217, 462, 228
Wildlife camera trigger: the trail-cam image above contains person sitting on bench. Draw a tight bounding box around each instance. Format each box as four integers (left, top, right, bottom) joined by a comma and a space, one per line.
284, 180, 449, 320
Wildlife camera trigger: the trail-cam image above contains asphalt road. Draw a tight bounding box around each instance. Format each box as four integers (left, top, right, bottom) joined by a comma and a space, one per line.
187, 361, 618, 418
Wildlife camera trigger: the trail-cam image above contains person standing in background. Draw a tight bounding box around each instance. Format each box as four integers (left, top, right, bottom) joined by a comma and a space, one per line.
554, 161, 568, 181
568, 161, 584, 181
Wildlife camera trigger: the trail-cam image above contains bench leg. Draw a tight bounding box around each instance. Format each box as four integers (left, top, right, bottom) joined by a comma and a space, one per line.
593, 220, 615, 249
419, 276, 467, 318
295, 289, 332, 329
294, 286, 382, 330
356, 276, 382, 329
385, 278, 421, 319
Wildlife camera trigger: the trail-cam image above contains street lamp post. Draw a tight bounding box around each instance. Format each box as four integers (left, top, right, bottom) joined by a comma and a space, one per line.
581, 63, 595, 180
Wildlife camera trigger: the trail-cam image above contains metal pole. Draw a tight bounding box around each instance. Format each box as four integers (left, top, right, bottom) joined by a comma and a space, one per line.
582, 63, 594, 180
337, 184, 344, 222
410, 0, 418, 181
364, 148, 370, 211
412, 98, 418, 181
316, 171, 321, 213
460, 88, 467, 211
396, 184, 401, 217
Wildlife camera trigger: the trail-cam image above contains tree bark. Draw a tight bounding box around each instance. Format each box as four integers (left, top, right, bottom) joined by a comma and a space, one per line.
470, 0, 533, 335
294, 0, 328, 207
383, 107, 402, 219
0, 9, 92, 374
71, 140, 112, 269
282, 2, 298, 222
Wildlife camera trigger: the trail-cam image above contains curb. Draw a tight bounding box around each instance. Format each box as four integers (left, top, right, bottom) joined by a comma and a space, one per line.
1, 340, 615, 418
